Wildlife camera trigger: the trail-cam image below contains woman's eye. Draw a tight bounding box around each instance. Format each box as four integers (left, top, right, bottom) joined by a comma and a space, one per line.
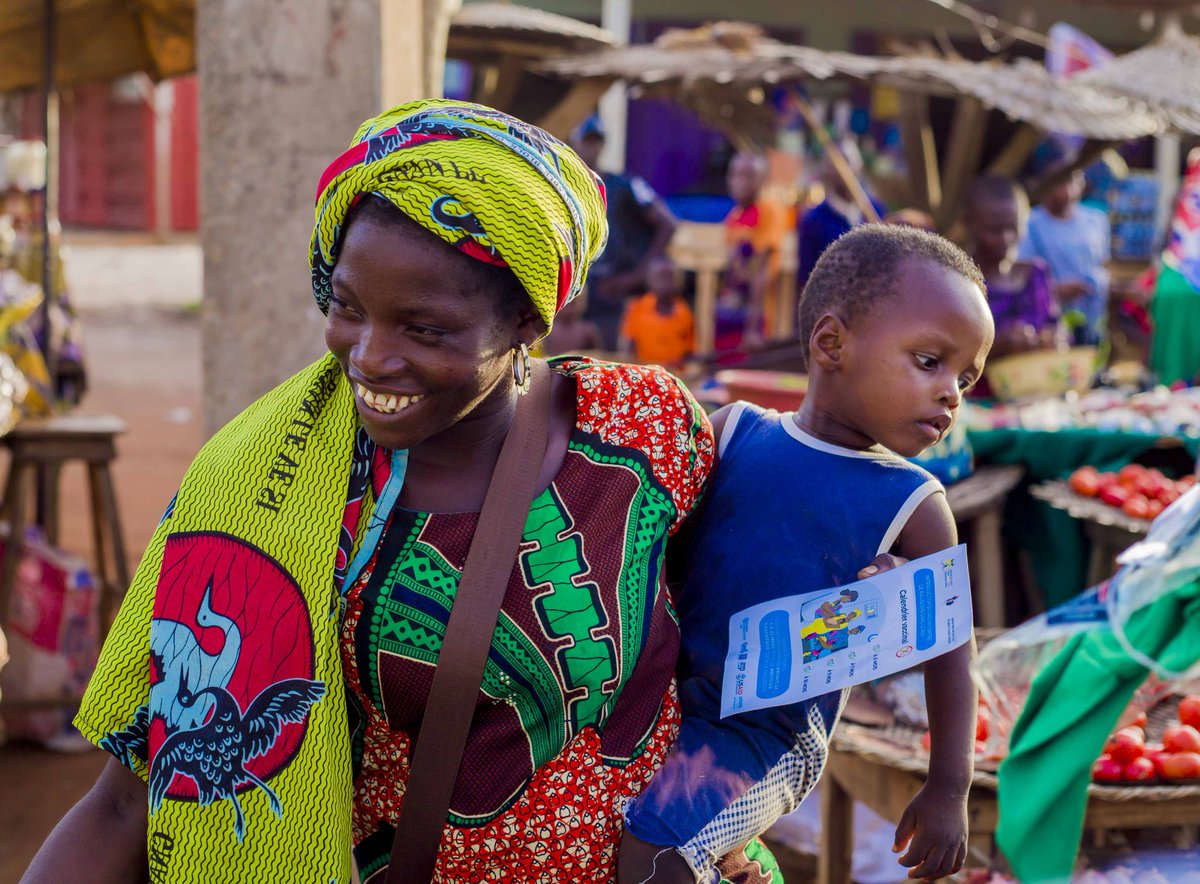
914, 353, 937, 370
408, 325, 444, 339
329, 295, 359, 315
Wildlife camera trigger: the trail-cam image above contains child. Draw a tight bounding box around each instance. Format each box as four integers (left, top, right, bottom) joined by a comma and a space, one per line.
718, 153, 788, 358
1018, 166, 1109, 346
619, 255, 695, 369
964, 175, 1059, 360
620, 225, 994, 883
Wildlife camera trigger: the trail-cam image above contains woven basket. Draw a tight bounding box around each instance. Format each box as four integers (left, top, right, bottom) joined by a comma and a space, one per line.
983, 346, 1097, 401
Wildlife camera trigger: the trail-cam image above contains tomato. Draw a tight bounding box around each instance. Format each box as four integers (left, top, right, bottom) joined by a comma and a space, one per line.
1161, 751, 1200, 781
1146, 743, 1170, 777
1145, 499, 1165, 520
1104, 727, 1145, 764
1163, 724, 1200, 754
1179, 696, 1200, 730
1123, 756, 1156, 782
1181, 475, 1197, 489
1092, 754, 1125, 782
976, 708, 991, 742
1070, 466, 1102, 497
1118, 464, 1147, 488
921, 730, 931, 752
1122, 495, 1152, 520
1100, 484, 1132, 508
1152, 486, 1180, 506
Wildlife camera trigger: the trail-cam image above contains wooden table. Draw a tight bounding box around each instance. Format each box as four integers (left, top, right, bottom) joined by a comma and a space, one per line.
1029, 480, 1151, 586
945, 465, 1025, 628
818, 724, 1200, 883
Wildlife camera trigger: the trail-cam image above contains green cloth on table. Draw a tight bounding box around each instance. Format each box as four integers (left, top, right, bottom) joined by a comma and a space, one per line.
995, 576, 1200, 882
1150, 264, 1200, 386
968, 428, 1199, 607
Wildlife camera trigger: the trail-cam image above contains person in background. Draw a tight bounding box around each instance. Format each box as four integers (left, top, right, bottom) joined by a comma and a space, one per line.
619, 255, 694, 370
572, 115, 677, 350
796, 141, 887, 291
541, 291, 604, 356
1018, 166, 1109, 346
963, 176, 1059, 360
717, 152, 788, 357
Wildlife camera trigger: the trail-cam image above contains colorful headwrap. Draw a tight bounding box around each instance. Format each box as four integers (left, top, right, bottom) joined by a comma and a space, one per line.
311, 100, 609, 330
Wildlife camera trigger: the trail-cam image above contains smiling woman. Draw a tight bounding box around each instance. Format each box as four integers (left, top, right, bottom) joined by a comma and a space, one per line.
21, 101, 739, 884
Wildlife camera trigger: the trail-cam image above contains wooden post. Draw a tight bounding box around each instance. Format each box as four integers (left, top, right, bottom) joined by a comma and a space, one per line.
817, 779, 855, 884
790, 88, 880, 223
538, 79, 615, 140
936, 95, 987, 231
899, 91, 941, 216
986, 123, 1042, 178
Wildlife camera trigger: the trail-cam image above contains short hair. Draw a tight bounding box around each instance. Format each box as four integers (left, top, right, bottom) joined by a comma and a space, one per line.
963, 175, 1029, 218
840, 589, 859, 601
797, 224, 985, 362
345, 194, 530, 323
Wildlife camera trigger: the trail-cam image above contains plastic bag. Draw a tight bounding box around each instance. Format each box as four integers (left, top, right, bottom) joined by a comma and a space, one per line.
974, 484, 1200, 758
0, 527, 99, 747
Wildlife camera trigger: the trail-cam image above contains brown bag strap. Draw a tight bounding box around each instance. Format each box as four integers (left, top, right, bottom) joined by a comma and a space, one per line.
385, 359, 552, 884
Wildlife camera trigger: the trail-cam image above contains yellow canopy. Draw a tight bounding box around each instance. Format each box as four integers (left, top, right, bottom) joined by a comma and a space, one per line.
0, 0, 194, 93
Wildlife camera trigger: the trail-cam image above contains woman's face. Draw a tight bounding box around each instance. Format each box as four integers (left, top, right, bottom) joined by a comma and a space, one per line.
325, 215, 529, 451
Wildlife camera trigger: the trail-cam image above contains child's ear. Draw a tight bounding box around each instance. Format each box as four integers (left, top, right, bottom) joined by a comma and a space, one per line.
809, 313, 848, 371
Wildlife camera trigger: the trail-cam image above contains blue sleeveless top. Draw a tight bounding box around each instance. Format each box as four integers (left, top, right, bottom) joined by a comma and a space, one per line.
624, 404, 942, 878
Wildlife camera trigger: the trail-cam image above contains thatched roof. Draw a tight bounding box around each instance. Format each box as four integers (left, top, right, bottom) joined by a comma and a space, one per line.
1075, 26, 1200, 135
450, 2, 613, 57
869, 55, 1163, 140
541, 22, 1164, 141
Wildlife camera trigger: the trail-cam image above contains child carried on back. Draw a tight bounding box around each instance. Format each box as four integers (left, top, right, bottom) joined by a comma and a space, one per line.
620, 225, 995, 882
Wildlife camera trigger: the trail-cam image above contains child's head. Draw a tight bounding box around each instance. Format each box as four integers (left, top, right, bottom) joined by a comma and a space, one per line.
849, 625, 865, 635
798, 224, 993, 457
1041, 166, 1083, 217
840, 589, 859, 602
726, 152, 766, 206
646, 255, 680, 298
963, 175, 1028, 266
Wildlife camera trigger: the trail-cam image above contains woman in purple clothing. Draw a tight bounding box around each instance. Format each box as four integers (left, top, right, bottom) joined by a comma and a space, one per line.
963, 176, 1060, 361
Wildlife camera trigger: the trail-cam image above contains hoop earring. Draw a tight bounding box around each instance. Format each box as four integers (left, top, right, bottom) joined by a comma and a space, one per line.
512, 343, 531, 394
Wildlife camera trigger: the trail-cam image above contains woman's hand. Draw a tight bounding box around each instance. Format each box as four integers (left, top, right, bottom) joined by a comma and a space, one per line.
617, 831, 693, 883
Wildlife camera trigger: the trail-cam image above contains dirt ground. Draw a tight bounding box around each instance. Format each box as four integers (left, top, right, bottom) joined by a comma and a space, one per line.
0, 302, 202, 881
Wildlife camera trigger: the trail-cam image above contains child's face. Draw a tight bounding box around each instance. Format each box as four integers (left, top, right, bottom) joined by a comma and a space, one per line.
968, 197, 1022, 265
726, 155, 763, 205
647, 259, 678, 296
832, 260, 993, 458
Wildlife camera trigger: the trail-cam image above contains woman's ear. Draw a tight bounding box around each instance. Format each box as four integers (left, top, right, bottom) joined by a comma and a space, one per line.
515, 303, 548, 348
809, 313, 848, 371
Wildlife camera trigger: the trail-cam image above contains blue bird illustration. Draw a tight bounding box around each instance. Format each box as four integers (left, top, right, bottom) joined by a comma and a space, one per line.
148, 678, 326, 842
100, 703, 151, 768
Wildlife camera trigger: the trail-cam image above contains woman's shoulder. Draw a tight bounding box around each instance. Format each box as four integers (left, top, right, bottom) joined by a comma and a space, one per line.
549, 356, 715, 527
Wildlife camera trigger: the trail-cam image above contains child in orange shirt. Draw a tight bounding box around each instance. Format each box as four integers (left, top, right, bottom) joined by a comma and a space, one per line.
720, 153, 788, 359
619, 256, 694, 369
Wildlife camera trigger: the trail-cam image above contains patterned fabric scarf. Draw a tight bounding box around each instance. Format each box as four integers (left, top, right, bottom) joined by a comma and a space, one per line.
310, 99, 609, 329
76, 356, 361, 882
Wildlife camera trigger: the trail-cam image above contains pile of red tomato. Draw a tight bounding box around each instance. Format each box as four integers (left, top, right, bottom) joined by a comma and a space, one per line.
1091, 696, 1200, 784
1068, 464, 1195, 521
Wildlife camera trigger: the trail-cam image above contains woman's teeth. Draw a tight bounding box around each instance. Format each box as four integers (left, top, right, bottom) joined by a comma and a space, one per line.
356, 384, 424, 414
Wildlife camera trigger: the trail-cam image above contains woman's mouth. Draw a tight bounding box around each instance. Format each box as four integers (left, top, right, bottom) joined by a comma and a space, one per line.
355, 383, 425, 415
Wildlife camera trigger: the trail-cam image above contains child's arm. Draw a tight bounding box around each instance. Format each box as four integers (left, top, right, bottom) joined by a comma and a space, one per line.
893, 492, 976, 880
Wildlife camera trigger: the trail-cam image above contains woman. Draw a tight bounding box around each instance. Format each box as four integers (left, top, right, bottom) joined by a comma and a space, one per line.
23, 102, 780, 882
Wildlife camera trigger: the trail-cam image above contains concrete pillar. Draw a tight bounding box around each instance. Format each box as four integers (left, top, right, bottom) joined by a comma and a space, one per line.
200, 0, 437, 435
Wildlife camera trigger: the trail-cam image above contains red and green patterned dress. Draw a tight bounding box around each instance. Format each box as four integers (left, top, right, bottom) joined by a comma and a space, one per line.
338, 358, 713, 881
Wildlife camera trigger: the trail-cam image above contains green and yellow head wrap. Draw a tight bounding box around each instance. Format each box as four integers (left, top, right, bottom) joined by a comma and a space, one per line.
311, 99, 608, 330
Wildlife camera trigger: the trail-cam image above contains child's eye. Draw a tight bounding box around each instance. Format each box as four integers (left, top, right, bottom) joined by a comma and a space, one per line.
958, 376, 976, 393
914, 353, 938, 371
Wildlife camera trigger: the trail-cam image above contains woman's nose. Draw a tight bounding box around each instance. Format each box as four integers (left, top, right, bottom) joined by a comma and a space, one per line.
350, 324, 403, 380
